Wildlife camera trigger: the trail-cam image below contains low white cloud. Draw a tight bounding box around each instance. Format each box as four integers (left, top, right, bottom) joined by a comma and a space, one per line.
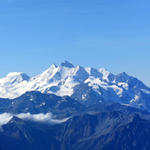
0, 113, 12, 126
17, 113, 53, 122
17, 113, 69, 123
0, 113, 69, 127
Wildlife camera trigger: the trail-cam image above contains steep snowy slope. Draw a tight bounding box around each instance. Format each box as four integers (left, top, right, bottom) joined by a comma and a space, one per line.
0, 72, 30, 98
0, 61, 150, 110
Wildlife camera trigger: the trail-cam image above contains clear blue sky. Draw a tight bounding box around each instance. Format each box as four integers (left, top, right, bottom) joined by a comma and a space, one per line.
0, 0, 150, 86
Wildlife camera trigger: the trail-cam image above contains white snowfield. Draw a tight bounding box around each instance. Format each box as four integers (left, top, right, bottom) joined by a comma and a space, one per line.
0, 61, 149, 105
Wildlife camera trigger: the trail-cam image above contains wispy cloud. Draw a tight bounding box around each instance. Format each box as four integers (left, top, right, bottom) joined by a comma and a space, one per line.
17, 113, 69, 123
0, 113, 69, 126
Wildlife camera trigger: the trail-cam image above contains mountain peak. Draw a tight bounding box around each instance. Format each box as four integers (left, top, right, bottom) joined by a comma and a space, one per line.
6, 72, 30, 81
115, 72, 130, 82
46, 64, 58, 72
119, 72, 128, 76
60, 61, 74, 68
99, 68, 109, 74
7, 72, 24, 77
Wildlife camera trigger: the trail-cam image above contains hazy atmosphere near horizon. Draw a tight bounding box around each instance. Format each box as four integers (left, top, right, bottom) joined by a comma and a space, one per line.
0, 0, 150, 87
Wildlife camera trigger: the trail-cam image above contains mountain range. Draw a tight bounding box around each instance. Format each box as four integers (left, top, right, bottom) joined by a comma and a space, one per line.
0, 61, 150, 150
0, 61, 150, 110
0, 101, 150, 150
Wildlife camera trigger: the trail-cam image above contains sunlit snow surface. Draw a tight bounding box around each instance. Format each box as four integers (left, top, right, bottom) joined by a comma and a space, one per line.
0, 61, 149, 107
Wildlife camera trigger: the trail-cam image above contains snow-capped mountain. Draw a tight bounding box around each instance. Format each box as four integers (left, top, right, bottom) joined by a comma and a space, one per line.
0, 61, 150, 110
